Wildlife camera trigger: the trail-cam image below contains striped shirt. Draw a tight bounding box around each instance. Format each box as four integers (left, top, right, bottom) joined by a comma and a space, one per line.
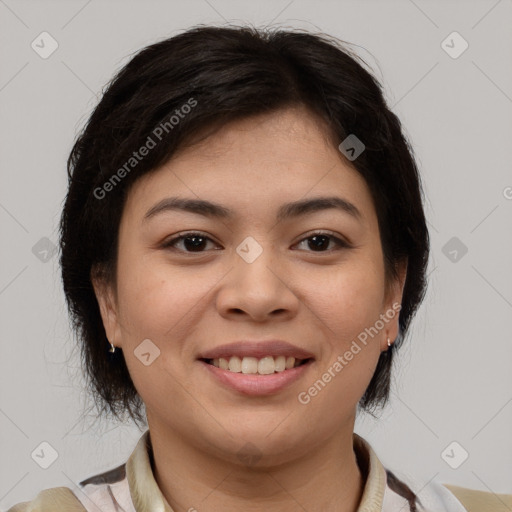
7, 430, 511, 511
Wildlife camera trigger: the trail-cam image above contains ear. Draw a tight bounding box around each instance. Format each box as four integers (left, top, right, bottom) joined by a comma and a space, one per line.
91, 267, 123, 349
381, 258, 408, 351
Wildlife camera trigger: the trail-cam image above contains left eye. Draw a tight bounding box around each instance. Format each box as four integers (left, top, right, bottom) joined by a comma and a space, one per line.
294, 232, 350, 252
162, 231, 350, 253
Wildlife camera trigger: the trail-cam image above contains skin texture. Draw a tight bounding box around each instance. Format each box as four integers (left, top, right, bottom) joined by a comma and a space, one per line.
93, 106, 407, 512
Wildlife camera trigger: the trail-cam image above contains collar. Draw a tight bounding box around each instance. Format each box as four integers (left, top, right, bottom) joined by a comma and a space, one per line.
126, 430, 389, 512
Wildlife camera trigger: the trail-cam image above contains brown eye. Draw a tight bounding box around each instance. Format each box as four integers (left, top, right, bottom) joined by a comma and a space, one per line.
294, 232, 351, 252
162, 232, 220, 253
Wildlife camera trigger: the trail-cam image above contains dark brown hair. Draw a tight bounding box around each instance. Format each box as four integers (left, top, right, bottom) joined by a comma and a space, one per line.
386, 470, 424, 511
61, 24, 429, 461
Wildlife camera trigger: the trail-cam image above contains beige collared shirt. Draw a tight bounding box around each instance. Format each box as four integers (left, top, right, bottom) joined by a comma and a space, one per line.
7, 429, 511, 512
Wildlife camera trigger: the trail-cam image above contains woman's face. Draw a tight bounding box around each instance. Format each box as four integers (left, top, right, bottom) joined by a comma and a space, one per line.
94, 106, 405, 465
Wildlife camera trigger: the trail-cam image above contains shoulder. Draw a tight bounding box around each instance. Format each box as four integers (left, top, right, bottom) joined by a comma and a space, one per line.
5, 487, 87, 512
384, 470, 512, 512
5, 463, 130, 512
443, 483, 512, 512
5, 431, 153, 512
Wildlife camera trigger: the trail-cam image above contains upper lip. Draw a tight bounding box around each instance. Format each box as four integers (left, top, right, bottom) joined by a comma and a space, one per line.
198, 340, 315, 360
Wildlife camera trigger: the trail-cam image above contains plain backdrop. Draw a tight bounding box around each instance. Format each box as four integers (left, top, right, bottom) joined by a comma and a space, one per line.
1, 0, 511, 509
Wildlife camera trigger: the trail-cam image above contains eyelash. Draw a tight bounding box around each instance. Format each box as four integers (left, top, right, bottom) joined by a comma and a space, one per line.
161, 231, 352, 254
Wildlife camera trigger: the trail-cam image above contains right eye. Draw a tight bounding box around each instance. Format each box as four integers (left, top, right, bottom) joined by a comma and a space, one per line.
161, 232, 222, 253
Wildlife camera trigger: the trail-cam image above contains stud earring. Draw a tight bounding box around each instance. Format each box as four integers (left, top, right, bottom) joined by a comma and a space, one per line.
387, 337, 392, 348
109, 341, 116, 353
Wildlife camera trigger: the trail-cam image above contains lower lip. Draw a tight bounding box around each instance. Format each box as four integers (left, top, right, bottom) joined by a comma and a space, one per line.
199, 360, 314, 396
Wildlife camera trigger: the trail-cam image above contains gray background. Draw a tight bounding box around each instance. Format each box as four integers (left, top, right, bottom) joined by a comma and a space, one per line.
1, 0, 511, 509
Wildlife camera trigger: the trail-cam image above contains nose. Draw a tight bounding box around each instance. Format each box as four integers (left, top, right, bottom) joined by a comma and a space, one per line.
216, 242, 300, 323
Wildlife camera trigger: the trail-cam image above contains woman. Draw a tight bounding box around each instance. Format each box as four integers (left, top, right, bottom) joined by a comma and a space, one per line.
8, 25, 510, 512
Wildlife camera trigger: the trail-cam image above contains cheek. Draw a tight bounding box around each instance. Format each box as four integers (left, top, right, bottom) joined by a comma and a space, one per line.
297, 264, 384, 424
298, 253, 385, 407
115, 254, 217, 348
113, 255, 212, 407
305, 254, 386, 343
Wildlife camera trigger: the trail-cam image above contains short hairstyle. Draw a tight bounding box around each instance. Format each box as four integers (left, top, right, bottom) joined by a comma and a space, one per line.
60, 25, 429, 428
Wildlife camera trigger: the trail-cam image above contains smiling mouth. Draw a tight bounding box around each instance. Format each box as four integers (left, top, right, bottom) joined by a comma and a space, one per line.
200, 355, 312, 375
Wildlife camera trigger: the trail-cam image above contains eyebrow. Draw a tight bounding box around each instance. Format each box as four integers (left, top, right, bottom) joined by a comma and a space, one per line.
143, 195, 362, 223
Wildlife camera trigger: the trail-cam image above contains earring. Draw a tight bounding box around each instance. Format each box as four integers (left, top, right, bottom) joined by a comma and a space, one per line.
387, 337, 392, 348
109, 341, 116, 353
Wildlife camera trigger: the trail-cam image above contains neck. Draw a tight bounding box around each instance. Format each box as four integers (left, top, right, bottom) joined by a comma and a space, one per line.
148, 425, 365, 512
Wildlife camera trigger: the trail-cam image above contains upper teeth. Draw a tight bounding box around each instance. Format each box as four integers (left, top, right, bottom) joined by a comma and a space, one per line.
210, 355, 302, 374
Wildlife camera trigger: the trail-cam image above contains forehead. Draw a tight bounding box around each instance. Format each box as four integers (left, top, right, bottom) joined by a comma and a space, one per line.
123, 107, 377, 228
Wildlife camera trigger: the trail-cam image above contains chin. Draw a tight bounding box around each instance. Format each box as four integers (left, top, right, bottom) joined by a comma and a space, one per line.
218, 425, 307, 463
